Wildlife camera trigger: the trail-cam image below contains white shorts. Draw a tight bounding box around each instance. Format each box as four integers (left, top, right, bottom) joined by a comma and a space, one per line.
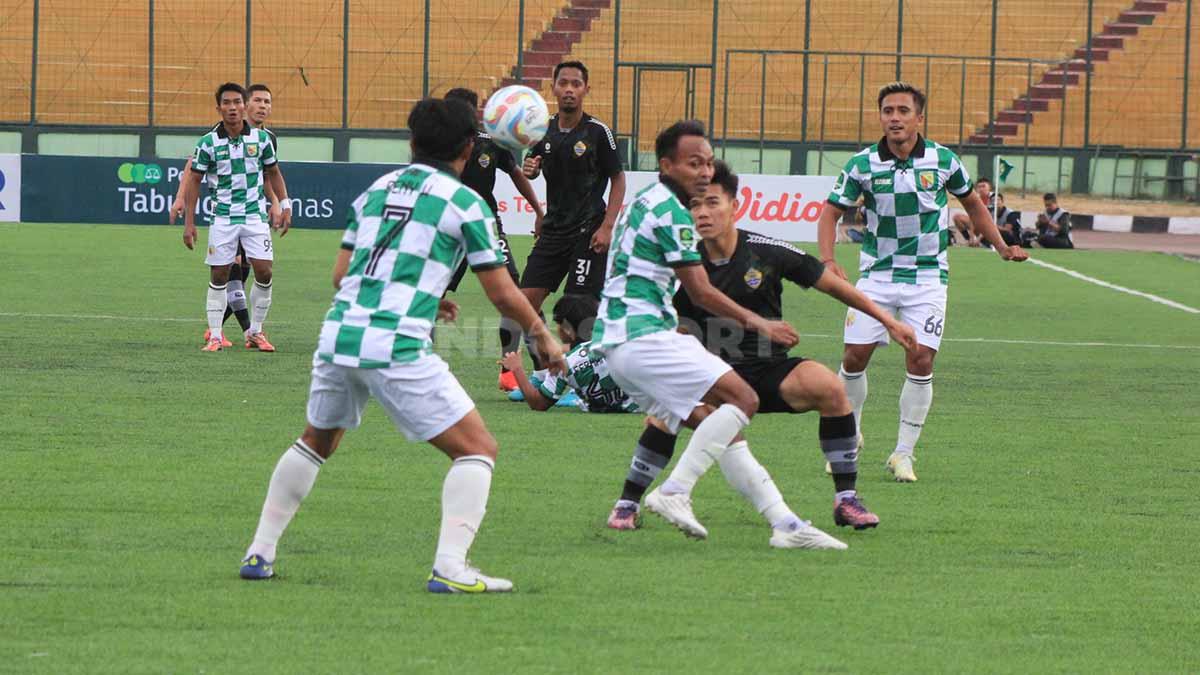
206, 217, 273, 266
844, 276, 948, 351
603, 331, 732, 433
305, 353, 475, 442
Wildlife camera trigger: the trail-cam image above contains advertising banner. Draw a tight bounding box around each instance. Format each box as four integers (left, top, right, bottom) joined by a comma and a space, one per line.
19, 155, 835, 242
0, 153, 20, 222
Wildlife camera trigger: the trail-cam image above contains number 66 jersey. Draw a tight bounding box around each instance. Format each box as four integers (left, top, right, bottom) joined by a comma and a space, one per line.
317, 161, 506, 368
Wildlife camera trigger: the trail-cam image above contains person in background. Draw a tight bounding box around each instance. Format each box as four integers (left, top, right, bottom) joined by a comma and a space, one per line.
1036, 193, 1073, 249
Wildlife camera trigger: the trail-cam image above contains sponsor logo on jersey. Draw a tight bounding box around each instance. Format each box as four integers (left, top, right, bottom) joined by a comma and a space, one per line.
919, 170, 938, 190
873, 176, 892, 188
744, 266, 763, 289
479, 153, 491, 169
678, 226, 696, 248
573, 141, 587, 157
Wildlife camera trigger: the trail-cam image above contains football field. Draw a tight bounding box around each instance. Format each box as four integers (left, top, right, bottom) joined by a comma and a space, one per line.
2, 223, 1198, 673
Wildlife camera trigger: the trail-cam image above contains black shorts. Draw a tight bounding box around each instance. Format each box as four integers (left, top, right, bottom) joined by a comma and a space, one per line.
519, 221, 607, 296
732, 356, 807, 414
447, 223, 519, 293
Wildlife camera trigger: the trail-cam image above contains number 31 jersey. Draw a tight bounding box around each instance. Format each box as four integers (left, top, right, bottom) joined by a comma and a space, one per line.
317, 161, 506, 368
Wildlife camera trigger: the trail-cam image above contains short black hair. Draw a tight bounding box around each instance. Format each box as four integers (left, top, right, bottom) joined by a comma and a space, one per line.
996, 192, 1005, 200
215, 82, 246, 105
554, 61, 589, 84
1043, 192, 1057, 201
407, 97, 478, 162
655, 120, 707, 160
246, 83, 271, 98
977, 176, 993, 187
444, 87, 479, 109
710, 159, 738, 198
552, 293, 599, 343
877, 81, 926, 114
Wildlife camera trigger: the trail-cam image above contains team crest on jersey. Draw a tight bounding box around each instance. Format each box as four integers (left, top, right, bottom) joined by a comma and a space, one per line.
573, 141, 587, 157
678, 226, 696, 249
246, 143, 259, 157
744, 266, 764, 289
479, 153, 491, 169
845, 310, 857, 327
918, 170, 938, 190
208, 245, 215, 255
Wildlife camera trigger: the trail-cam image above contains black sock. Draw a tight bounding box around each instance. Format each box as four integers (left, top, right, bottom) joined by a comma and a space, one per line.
499, 317, 521, 371
820, 413, 859, 494
522, 310, 547, 370
620, 425, 678, 505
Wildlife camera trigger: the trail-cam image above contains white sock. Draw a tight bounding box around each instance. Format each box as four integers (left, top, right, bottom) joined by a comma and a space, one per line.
717, 440, 799, 529
207, 282, 228, 339
839, 366, 868, 432
249, 280, 272, 335
246, 441, 324, 561
896, 372, 933, 456
433, 455, 495, 576
660, 404, 750, 495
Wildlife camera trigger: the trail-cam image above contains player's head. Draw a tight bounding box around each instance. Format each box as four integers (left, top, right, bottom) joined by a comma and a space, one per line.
444, 88, 479, 109
655, 120, 714, 198
215, 82, 246, 124
552, 293, 599, 347
407, 97, 478, 168
690, 160, 738, 240
877, 81, 925, 145
246, 84, 272, 126
975, 177, 993, 198
552, 61, 589, 113
1043, 192, 1058, 210
995, 192, 1006, 208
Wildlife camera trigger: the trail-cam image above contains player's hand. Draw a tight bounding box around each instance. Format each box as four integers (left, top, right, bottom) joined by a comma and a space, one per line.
499, 351, 524, 373
437, 298, 460, 323
754, 318, 800, 349
590, 225, 613, 254
886, 320, 919, 353
276, 208, 292, 237
169, 197, 186, 224
533, 331, 567, 376
533, 211, 543, 239
822, 258, 849, 281
523, 155, 542, 179
1000, 244, 1028, 262
183, 223, 197, 250
269, 203, 282, 228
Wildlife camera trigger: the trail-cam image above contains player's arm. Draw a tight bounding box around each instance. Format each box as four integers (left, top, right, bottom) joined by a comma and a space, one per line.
332, 248, 352, 288
499, 352, 554, 411
179, 167, 205, 250
813, 269, 917, 352
959, 191, 1027, 261
507, 166, 544, 237
171, 157, 195, 222
263, 161, 292, 236
590, 171, 625, 253
675, 264, 798, 348
817, 202, 847, 279
478, 267, 566, 374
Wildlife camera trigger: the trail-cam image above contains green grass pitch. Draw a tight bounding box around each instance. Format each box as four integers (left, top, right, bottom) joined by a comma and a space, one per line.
1, 223, 1198, 673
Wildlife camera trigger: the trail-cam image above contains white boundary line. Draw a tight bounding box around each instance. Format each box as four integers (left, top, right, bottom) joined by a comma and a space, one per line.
1, 312, 1195, 350
1027, 257, 1200, 315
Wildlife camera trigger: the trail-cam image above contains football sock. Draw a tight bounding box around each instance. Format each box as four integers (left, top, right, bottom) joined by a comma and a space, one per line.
248, 280, 272, 335
839, 366, 868, 432
820, 413, 859, 495
434, 455, 495, 576
225, 274, 251, 332
246, 441, 324, 561
207, 282, 228, 340
896, 372, 933, 456
660, 404, 749, 495
716, 440, 799, 530
620, 425, 678, 504
522, 311, 548, 370
498, 317, 521, 368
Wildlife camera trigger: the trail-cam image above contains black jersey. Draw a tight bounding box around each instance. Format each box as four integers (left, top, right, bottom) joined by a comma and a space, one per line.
461, 131, 516, 217
674, 230, 826, 363
528, 112, 621, 237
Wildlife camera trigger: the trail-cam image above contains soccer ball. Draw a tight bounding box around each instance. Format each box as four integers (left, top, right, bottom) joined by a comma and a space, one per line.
482, 85, 550, 153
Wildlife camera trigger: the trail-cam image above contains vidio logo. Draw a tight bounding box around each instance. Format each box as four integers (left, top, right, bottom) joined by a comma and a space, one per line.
117, 162, 163, 185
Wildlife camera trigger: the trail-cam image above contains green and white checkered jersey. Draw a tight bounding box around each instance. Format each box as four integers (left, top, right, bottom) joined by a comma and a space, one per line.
532, 341, 639, 413
827, 137, 972, 285
191, 124, 277, 226
593, 180, 703, 350
317, 163, 506, 368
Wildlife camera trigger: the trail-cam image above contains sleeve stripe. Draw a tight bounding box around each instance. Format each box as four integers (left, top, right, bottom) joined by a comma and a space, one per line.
745, 233, 808, 256
589, 118, 618, 150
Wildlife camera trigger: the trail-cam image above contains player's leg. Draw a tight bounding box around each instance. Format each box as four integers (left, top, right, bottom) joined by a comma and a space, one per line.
775, 360, 879, 529
240, 359, 364, 579
888, 285, 945, 482
518, 237, 571, 369
608, 416, 678, 530
496, 230, 523, 391
203, 225, 239, 350
839, 279, 895, 449
243, 234, 275, 351
222, 246, 253, 337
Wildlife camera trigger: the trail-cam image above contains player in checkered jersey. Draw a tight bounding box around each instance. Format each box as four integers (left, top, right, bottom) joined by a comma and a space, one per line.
237, 98, 565, 593
817, 82, 1028, 483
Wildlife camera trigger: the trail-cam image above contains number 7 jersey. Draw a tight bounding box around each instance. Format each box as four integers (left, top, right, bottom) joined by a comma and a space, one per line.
317, 162, 506, 368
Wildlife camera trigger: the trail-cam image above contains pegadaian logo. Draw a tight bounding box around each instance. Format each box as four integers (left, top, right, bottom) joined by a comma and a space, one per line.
117, 162, 163, 185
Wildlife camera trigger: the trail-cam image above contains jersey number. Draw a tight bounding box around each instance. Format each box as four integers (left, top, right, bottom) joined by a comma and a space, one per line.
366, 206, 413, 276
923, 316, 944, 336
575, 259, 592, 286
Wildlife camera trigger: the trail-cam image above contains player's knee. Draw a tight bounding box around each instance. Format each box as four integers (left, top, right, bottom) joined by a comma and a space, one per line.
735, 387, 759, 419
823, 378, 853, 416
301, 425, 342, 459
908, 350, 935, 376
842, 349, 870, 373
210, 266, 232, 284
254, 267, 273, 284
474, 433, 499, 460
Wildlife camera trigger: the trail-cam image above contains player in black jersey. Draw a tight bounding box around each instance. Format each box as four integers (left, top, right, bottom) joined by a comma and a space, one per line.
520, 61, 625, 365
442, 88, 545, 391
605, 161, 918, 532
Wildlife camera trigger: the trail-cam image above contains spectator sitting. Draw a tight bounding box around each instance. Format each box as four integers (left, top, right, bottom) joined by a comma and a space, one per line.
839, 200, 866, 243
1035, 192, 1073, 249
992, 192, 1022, 247
951, 177, 991, 247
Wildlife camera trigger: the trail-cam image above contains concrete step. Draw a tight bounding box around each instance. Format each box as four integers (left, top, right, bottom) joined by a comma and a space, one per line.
1132, 0, 1168, 12
968, 134, 1006, 145
1011, 98, 1050, 112
1092, 35, 1125, 49
1074, 47, 1110, 61
997, 110, 1034, 124
551, 16, 588, 32
1041, 70, 1080, 86
1118, 10, 1159, 24
1030, 84, 1068, 99
1103, 22, 1140, 36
